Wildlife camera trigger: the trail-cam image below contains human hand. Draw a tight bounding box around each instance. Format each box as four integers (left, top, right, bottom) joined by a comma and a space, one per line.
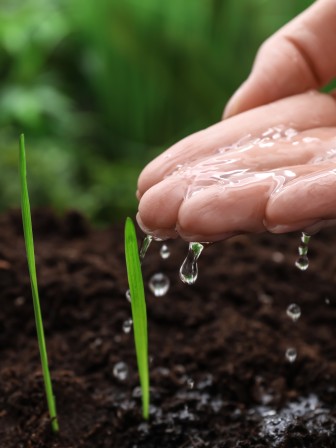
137, 1, 336, 242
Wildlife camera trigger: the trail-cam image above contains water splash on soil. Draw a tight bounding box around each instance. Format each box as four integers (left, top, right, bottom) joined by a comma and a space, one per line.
254, 394, 336, 446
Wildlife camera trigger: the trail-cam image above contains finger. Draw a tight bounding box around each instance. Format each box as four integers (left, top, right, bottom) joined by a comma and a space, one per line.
224, 0, 336, 118
266, 164, 336, 234
137, 176, 189, 237
137, 91, 336, 197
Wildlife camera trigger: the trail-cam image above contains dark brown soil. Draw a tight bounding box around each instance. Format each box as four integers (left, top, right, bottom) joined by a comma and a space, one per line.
0, 209, 336, 447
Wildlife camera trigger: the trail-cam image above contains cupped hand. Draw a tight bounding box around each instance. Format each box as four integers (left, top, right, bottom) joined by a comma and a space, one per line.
137, 91, 336, 241
136, 0, 336, 242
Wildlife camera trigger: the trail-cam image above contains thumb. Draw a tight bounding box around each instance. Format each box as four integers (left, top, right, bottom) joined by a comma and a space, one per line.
224, 0, 336, 118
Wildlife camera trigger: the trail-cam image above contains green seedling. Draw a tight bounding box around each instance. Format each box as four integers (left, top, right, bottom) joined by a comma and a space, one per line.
124, 217, 149, 419
19, 134, 59, 432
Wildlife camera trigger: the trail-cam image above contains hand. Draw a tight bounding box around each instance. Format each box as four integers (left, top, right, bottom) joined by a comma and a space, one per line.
137, 1, 336, 242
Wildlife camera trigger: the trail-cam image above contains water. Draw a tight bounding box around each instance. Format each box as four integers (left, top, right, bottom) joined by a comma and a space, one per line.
122, 318, 133, 334
125, 289, 131, 303
139, 234, 153, 262
160, 244, 170, 259
285, 347, 297, 363
113, 362, 129, 381
170, 126, 336, 202
148, 273, 170, 297
286, 303, 301, 322
255, 394, 334, 445
179, 242, 204, 285
295, 232, 310, 271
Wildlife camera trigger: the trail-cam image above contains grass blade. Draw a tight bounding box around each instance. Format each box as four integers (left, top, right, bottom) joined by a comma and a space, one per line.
124, 217, 149, 419
19, 134, 59, 432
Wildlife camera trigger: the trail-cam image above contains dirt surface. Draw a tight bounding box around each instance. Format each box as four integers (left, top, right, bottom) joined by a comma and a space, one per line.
0, 209, 336, 447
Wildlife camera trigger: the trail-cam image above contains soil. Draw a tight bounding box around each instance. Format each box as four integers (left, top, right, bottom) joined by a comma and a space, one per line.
0, 209, 336, 447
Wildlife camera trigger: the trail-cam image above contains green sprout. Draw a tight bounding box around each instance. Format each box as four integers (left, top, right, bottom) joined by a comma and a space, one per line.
124, 217, 149, 419
19, 134, 59, 432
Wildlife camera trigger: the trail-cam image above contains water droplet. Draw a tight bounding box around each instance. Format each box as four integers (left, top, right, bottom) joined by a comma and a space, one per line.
301, 232, 311, 245
125, 289, 131, 303
139, 234, 153, 262
113, 362, 128, 381
186, 377, 194, 389
285, 347, 297, 363
160, 244, 170, 259
325, 297, 331, 305
298, 245, 308, 256
286, 303, 301, 322
295, 232, 310, 271
295, 256, 309, 271
179, 242, 204, 285
122, 318, 133, 334
148, 273, 170, 297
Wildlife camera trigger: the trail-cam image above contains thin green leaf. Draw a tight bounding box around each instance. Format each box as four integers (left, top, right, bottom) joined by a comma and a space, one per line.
124, 217, 149, 419
19, 134, 59, 432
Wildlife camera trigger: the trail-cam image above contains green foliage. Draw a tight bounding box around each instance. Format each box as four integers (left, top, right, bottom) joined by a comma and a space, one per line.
19, 134, 59, 433
124, 217, 149, 419
2, 0, 313, 221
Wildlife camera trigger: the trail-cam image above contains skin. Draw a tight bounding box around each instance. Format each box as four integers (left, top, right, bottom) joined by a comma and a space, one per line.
137, 0, 336, 241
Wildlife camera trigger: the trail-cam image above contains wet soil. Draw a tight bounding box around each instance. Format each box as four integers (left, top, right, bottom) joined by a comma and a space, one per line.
0, 209, 336, 447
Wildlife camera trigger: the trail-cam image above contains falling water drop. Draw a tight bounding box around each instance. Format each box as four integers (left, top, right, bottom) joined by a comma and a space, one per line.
113, 362, 129, 381
125, 289, 131, 303
148, 273, 170, 297
122, 318, 133, 334
139, 234, 153, 262
295, 256, 309, 271
179, 242, 204, 285
286, 303, 301, 322
301, 232, 311, 245
160, 244, 170, 259
295, 232, 310, 271
285, 347, 297, 363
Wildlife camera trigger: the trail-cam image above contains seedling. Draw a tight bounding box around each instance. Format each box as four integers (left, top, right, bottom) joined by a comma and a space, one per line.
124, 217, 149, 419
19, 134, 59, 432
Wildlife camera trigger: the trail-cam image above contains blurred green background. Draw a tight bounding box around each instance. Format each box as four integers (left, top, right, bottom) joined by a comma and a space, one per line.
0, 0, 313, 224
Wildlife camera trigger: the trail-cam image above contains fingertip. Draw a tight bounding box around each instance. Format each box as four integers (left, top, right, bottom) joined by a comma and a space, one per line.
223, 81, 248, 119
137, 177, 188, 235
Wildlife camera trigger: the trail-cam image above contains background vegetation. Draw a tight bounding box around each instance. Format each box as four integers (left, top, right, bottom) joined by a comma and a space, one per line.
0, 0, 314, 224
